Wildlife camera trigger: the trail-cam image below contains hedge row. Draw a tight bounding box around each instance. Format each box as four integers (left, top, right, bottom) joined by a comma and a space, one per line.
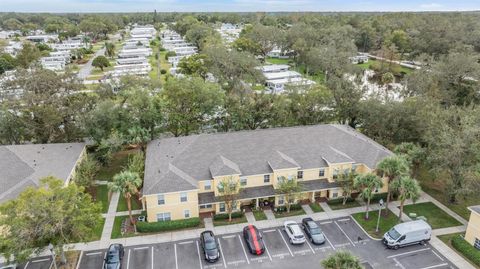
327, 197, 355, 205
451, 235, 480, 266
136, 217, 201, 233
276, 203, 302, 212
213, 211, 244, 220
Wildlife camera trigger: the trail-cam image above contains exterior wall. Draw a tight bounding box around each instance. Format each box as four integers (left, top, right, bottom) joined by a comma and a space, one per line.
66, 146, 87, 186
300, 168, 327, 181
144, 190, 199, 222
213, 174, 240, 196
239, 174, 271, 188
198, 180, 214, 193
465, 211, 480, 246
272, 168, 298, 188
327, 163, 354, 183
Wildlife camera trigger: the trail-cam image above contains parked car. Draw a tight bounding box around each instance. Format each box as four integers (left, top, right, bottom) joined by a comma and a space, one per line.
302, 217, 326, 245
200, 231, 220, 263
0, 264, 17, 269
284, 221, 306, 245
242, 224, 265, 255
104, 244, 124, 269
383, 220, 432, 250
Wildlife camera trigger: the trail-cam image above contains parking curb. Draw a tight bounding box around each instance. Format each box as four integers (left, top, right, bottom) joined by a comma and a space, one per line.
349, 215, 382, 241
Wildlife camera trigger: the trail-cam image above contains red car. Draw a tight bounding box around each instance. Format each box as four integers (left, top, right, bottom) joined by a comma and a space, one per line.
242, 225, 265, 255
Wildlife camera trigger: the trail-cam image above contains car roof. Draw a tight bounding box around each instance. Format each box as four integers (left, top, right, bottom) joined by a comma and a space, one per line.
201, 230, 214, 238
306, 220, 319, 228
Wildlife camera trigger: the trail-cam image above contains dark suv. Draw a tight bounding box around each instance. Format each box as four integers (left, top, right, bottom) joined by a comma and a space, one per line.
104, 244, 124, 269
302, 217, 326, 245
200, 231, 220, 263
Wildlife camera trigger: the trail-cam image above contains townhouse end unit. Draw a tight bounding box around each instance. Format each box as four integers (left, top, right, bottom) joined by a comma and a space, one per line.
466, 205, 480, 249
141, 124, 392, 223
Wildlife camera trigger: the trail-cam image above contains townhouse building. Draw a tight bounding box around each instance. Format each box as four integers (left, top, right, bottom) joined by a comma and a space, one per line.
466, 206, 480, 249
141, 124, 392, 222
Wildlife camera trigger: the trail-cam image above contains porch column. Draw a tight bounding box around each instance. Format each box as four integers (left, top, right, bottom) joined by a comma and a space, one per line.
311, 191, 315, 202
256, 198, 259, 209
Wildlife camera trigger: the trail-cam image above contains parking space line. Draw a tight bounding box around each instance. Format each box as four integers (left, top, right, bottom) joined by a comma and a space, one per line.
277, 229, 294, 257
151, 246, 154, 269
179, 240, 194, 245
337, 218, 350, 222
102, 252, 106, 269
263, 240, 273, 261
24, 262, 29, 269
237, 234, 250, 264
174, 244, 178, 269
134, 246, 149, 250
217, 238, 228, 268
75, 251, 83, 269
126, 249, 131, 269
320, 221, 332, 225
393, 258, 406, 269
432, 250, 444, 261
85, 251, 102, 256
305, 239, 316, 254
32, 258, 50, 263
222, 234, 236, 239
196, 240, 204, 269
334, 221, 355, 246
323, 233, 336, 251
419, 263, 448, 269
387, 248, 430, 258
263, 229, 276, 233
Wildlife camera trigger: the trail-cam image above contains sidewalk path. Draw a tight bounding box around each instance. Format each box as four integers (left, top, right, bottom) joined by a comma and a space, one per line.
100, 191, 120, 241
78, 48, 105, 79
302, 204, 314, 215
204, 217, 214, 230
264, 209, 275, 220
245, 211, 256, 223
319, 202, 332, 212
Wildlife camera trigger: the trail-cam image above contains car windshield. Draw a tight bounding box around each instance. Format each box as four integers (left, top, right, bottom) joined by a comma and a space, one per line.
205, 239, 217, 250
107, 254, 119, 263
388, 228, 401, 240
310, 227, 322, 235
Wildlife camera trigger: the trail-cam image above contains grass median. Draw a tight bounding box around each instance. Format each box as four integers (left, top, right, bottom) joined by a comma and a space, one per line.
352, 209, 400, 239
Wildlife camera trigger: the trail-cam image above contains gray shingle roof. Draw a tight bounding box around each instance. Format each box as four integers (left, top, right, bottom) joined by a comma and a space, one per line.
198, 185, 276, 205
469, 205, 480, 215
143, 124, 392, 195
0, 143, 86, 203
209, 155, 241, 177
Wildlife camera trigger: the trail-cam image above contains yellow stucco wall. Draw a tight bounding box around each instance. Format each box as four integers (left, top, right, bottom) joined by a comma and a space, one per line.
144, 190, 199, 222
465, 211, 480, 246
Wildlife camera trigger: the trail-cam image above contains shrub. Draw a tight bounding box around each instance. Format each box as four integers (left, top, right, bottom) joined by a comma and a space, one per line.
367, 193, 389, 203
275, 203, 302, 212
451, 235, 480, 266
136, 217, 200, 233
213, 211, 244, 220
165, 51, 176, 60
160, 69, 167, 74
159, 47, 166, 52
327, 197, 355, 205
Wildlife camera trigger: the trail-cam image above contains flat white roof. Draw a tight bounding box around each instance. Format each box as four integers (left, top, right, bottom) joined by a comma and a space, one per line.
264, 70, 301, 80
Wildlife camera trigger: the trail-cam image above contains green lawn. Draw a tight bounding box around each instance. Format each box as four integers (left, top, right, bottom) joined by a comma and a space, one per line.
97, 150, 135, 181
352, 209, 400, 239
439, 233, 480, 268
95, 184, 110, 213
266, 57, 291, 65
213, 215, 248, 226
309, 202, 324, 213
402, 202, 463, 229
111, 215, 141, 239
116, 195, 143, 212
91, 218, 105, 241
418, 166, 477, 221
252, 210, 267, 221
327, 199, 362, 210
356, 58, 413, 75
273, 208, 306, 218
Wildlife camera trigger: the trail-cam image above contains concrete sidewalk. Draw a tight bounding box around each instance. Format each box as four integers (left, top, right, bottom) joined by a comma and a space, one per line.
100, 192, 120, 241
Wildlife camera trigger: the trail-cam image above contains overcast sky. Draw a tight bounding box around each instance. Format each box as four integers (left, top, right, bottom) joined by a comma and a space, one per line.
1, 0, 479, 13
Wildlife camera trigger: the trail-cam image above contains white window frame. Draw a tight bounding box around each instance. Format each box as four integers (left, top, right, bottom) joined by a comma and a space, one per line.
240, 177, 247, 187
184, 209, 190, 218
278, 196, 285, 205
180, 192, 188, 202
297, 171, 303, 179
319, 169, 325, 177
157, 212, 171, 222
264, 174, 270, 183
157, 194, 165, 205
475, 238, 480, 250
204, 180, 212, 191
219, 202, 226, 212
332, 192, 338, 198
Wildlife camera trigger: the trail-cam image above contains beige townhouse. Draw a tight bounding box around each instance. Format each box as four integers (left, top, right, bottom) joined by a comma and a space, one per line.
465, 206, 480, 249
141, 124, 392, 222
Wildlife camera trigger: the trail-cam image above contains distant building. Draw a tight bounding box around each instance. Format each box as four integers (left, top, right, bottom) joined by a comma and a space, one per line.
258, 64, 315, 94
466, 206, 480, 249
25, 34, 58, 43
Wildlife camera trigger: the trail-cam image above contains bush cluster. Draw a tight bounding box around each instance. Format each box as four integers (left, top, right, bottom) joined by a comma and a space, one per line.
327, 197, 355, 205
275, 203, 302, 212
451, 235, 480, 266
136, 217, 201, 233
213, 211, 244, 220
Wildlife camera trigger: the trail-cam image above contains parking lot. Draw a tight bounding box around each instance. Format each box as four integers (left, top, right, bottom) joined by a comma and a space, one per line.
12, 216, 458, 269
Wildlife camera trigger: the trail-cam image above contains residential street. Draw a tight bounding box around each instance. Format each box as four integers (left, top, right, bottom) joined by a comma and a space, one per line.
77, 48, 106, 79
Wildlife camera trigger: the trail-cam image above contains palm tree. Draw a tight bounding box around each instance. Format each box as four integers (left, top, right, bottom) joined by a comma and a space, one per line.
108, 171, 142, 225
391, 176, 422, 220
354, 173, 383, 219
377, 155, 410, 214
321, 251, 363, 269
105, 42, 116, 58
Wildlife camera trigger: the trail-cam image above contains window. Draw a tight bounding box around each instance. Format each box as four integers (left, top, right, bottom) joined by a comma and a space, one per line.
156, 212, 171, 222
332, 192, 338, 198
297, 171, 303, 179
200, 204, 213, 209
184, 210, 190, 218
277, 176, 284, 183
475, 238, 480, 250
287, 175, 294, 181
333, 169, 339, 179
180, 192, 188, 202
319, 169, 325, 177
264, 174, 270, 183
278, 196, 285, 205
219, 203, 226, 212
204, 181, 212, 191
344, 169, 350, 175
240, 177, 247, 187
352, 164, 358, 173
157, 194, 165, 205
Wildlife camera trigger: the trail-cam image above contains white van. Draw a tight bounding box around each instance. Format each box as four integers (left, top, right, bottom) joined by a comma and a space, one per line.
383, 220, 432, 249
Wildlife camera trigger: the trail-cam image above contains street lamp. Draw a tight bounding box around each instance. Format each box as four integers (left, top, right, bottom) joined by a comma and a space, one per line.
376, 199, 384, 233
48, 243, 58, 269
